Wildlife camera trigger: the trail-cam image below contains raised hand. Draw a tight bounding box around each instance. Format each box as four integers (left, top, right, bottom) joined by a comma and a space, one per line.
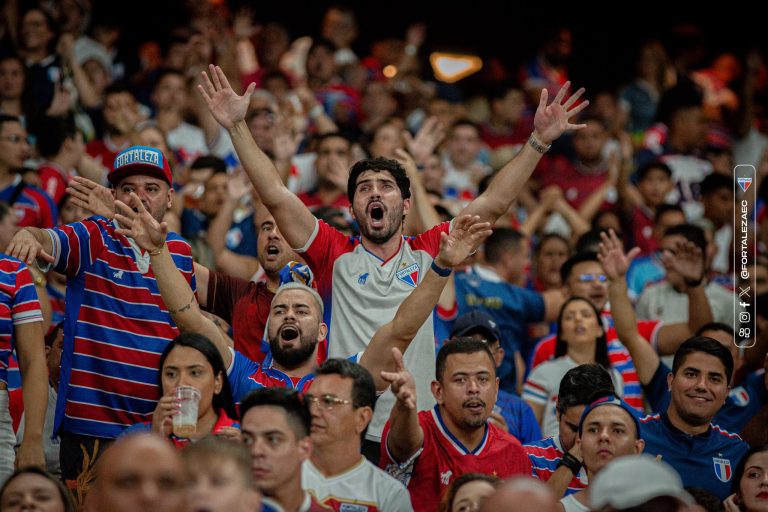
7, 230, 54, 266
533, 81, 589, 144
660, 238, 705, 288
198, 64, 256, 130
380, 348, 417, 409
66, 176, 115, 219
434, 215, 492, 269
598, 229, 640, 280
403, 116, 445, 164
114, 192, 168, 253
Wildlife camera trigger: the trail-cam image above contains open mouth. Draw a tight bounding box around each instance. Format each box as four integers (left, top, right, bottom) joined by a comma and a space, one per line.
464, 400, 485, 412
280, 325, 299, 341
266, 245, 280, 256
368, 203, 385, 227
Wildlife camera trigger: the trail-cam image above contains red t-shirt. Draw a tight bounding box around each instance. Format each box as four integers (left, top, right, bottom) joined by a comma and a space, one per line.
37, 162, 71, 205
534, 155, 612, 210
381, 407, 531, 512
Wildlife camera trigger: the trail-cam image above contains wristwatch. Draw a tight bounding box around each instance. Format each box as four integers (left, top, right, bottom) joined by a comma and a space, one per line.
528, 134, 552, 154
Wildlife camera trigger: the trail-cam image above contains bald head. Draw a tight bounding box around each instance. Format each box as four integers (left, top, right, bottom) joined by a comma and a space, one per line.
480, 477, 558, 512
87, 434, 187, 512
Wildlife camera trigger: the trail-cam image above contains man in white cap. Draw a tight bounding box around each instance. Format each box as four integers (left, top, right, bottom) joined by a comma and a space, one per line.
589, 454, 697, 511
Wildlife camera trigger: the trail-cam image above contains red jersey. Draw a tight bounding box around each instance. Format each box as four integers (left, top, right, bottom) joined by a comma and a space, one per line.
37, 162, 71, 205
534, 155, 613, 210
380, 407, 531, 512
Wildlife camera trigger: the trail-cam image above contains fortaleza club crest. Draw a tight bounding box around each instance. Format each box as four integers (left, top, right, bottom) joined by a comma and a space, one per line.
713, 457, 732, 482
738, 177, 752, 192
396, 262, 420, 288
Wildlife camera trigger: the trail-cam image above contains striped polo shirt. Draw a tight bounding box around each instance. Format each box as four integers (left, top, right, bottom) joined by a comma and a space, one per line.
46, 217, 195, 438
0, 255, 43, 384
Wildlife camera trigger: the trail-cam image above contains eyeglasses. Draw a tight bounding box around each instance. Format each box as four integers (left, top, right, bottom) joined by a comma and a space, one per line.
577, 274, 607, 283
0, 134, 30, 144
304, 393, 351, 410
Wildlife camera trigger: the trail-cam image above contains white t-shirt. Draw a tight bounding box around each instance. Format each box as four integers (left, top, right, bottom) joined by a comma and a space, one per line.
302, 457, 413, 512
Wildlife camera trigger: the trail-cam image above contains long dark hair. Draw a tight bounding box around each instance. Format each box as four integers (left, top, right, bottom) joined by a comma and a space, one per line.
732, 443, 768, 496
0, 467, 75, 512
158, 332, 238, 420
555, 296, 610, 369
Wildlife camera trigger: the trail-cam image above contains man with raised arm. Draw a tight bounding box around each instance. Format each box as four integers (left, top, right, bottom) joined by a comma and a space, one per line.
198, 64, 587, 448
5, 145, 195, 497
598, 229, 750, 501
112, 192, 490, 401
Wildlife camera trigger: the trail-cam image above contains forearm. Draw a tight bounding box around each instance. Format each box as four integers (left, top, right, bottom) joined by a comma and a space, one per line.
577, 183, 611, 223
608, 280, 659, 384
460, 141, 544, 223
151, 248, 225, 355
70, 63, 100, 109
546, 467, 575, 499
519, 199, 550, 238
22, 228, 54, 257
686, 284, 713, 333
16, 323, 48, 440
409, 169, 442, 231
387, 402, 423, 463
229, 121, 291, 208
555, 201, 590, 239
207, 198, 237, 255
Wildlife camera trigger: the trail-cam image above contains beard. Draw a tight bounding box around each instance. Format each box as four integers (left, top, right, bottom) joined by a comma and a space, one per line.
355, 202, 404, 244
269, 330, 318, 369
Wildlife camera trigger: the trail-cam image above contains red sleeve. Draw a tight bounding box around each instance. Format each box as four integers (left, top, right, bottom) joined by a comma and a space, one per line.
206, 270, 253, 324
638, 320, 662, 347
409, 221, 450, 258
297, 220, 354, 298
38, 168, 67, 205
530, 336, 555, 369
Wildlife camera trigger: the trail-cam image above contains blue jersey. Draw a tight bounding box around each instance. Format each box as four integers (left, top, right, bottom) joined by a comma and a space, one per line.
523, 436, 587, 496
640, 412, 749, 500
642, 363, 767, 433
455, 265, 545, 391
181, 208, 257, 257
496, 389, 542, 445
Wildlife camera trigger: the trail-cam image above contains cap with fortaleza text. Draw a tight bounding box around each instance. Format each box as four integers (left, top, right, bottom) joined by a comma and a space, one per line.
108, 145, 173, 187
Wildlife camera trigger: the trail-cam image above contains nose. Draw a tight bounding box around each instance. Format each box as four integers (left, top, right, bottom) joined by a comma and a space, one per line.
466, 377, 480, 393
139, 480, 162, 504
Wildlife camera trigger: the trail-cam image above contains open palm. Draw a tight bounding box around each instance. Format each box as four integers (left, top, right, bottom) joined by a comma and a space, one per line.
533, 81, 589, 144
436, 215, 492, 268
198, 65, 256, 130
114, 193, 168, 252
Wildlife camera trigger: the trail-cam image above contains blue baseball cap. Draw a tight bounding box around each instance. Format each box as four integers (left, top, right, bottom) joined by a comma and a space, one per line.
450, 311, 501, 343
109, 145, 173, 187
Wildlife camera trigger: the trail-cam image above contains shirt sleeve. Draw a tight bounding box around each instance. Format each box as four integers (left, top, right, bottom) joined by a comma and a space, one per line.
48, 219, 103, 278
11, 263, 43, 326
522, 365, 551, 405
409, 221, 450, 258
641, 361, 671, 413
227, 349, 261, 404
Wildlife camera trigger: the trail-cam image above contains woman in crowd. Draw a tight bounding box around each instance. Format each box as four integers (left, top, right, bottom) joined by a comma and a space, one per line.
438, 473, 501, 512
125, 332, 240, 447
725, 444, 768, 512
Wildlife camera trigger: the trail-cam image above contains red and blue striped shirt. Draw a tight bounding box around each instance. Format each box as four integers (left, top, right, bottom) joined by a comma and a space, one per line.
46, 217, 195, 439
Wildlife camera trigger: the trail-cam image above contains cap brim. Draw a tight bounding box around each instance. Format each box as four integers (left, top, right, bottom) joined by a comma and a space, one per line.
108, 164, 171, 186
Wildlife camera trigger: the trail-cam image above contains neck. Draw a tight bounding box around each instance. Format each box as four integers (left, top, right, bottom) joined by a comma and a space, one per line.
0, 99, 22, 116
311, 447, 362, 477
439, 405, 486, 450
361, 232, 401, 261
666, 405, 710, 435
23, 48, 48, 62
268, 482, 307, 512
265, 272, 281, 293
567, 342, 596, 365
317, 180, 343, 198
0, 168, 15, 188
155, 110, 182, 131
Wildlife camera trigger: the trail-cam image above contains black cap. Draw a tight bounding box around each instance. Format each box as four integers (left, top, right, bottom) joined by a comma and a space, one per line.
450, 311, 501, 343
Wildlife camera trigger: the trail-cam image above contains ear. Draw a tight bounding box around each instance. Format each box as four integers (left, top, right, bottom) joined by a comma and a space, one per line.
634, 438, 645, 454
355, 406, 373, 435
213, 371, 223, 396
402, 197, 412, 216
317, 322, 328, 343
431, 380, 443, 405
495, 346, 505, 368
166, 186, 175, 209
348, 203, 357, 221
297, 435, 312, 462
666, 371, 674, 391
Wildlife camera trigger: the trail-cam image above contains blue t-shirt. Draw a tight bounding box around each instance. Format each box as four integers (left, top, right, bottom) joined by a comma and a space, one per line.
496, 389, 542, 445
181, 208, 258, 257
643, 362, 767, 433
640, 411, 749, 500
455, 266, 545, 391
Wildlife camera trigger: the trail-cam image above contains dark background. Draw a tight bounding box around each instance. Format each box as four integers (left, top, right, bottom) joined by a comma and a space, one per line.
98, 1, 766, 95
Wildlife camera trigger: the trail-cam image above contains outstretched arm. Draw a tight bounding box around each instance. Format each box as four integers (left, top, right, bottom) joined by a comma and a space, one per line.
381, 348, 423, 463
598, 230, 659, 384
198, 65, 316, 248
361, 215, 492, 390
460, 82, 588, 224
113, 193, 233, 368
